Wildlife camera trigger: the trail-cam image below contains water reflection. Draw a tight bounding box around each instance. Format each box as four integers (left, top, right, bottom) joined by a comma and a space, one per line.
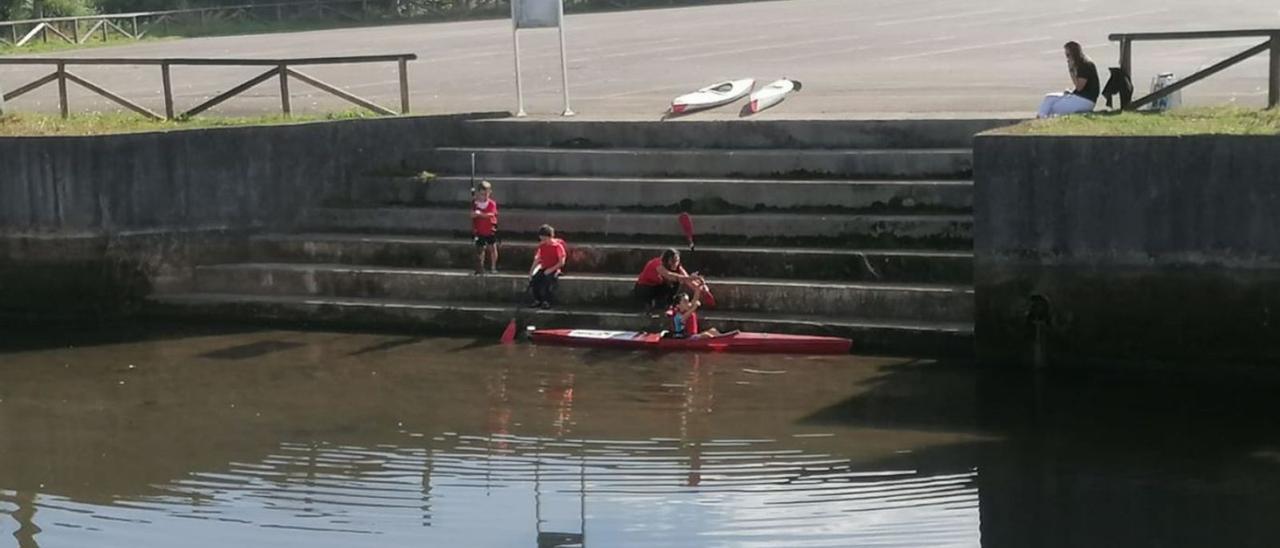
1, 327, 1279, 547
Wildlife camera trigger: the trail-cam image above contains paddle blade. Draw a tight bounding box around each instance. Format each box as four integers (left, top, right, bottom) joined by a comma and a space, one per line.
500, 319, 518, 344
678, 212, 695, 250
700, 286, 717, 308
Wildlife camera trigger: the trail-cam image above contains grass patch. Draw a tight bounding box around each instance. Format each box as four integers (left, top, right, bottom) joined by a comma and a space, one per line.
1000, 106, 1280, 136
0, 110, 382, 136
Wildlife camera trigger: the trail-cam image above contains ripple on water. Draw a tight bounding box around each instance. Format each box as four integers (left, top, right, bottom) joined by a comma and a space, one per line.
1, 435, 980, 548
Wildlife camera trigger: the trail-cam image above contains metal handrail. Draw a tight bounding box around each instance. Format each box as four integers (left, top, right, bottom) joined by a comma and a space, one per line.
0, 54, 416, 119
1109, 28, 1280, 109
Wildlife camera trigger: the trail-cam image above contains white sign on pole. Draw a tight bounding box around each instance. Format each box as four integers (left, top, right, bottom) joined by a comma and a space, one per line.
511, 0, 574, 117
514, 0, 561, 29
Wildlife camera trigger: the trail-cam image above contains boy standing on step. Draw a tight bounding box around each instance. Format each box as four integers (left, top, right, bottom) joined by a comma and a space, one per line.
529, 225, 567, 309
471, 181, 499, 274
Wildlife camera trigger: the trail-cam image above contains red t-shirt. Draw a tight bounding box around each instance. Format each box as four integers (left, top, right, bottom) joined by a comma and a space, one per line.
472, 199, 498, 236
637, 257, 685, 286
536, 238, 567, 271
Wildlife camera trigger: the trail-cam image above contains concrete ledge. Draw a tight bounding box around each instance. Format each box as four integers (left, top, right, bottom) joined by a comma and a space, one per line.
412, 147, 973, 179
190, 263, 975, 322
339, 175, 973, 213
250, 234, 975, 284
974, 134, 1280, 367
298, 208, 974, 248
456, 118, 1018, 150
146, 293, 976, 357
0, 228, 250, 321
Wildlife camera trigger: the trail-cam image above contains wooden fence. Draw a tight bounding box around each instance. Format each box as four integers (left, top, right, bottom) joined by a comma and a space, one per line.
0, 54, 416, 119
0, 0, 371, 49
1110, 28, 1280, 109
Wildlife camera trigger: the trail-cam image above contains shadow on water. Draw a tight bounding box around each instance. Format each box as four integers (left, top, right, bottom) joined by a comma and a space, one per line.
199, 339, 305, 360
803, 358, 1280, 548
0, 321, 258, 354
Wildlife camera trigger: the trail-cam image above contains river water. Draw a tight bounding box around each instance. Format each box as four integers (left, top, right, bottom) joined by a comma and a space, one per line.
1, 326, 1279, 548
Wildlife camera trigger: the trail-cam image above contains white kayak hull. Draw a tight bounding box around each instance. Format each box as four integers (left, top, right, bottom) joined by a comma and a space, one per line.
671, 78, 755, 114
748, 79, 801, 113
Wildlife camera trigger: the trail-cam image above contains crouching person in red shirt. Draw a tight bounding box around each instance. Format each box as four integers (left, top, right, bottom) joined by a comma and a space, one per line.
529, 224, 567, 309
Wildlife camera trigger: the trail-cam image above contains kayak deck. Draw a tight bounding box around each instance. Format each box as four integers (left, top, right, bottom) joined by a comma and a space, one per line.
530, 329, 851, 355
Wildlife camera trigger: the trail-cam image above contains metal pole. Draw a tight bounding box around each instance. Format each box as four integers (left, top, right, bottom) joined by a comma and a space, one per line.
278, 64, 291, 116
398, 57, 410, 114
71, 20, 79, 44
57, 62, 68, 118
556, 0, 574, 117
161, 63, 175, 119
131, 16, 139, 39
512, 27, 526, 117
1269, 33, 1279, 109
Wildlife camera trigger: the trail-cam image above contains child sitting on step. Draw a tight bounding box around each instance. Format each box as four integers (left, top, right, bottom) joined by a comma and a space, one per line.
528, 224, 567, 309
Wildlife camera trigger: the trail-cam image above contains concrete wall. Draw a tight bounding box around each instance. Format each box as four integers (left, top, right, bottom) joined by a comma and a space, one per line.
0, 113, 489, 321
974, 134, 1280, 367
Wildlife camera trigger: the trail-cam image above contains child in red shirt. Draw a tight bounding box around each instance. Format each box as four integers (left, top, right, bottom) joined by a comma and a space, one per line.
529, 224, 567, 309
471, 181, 499, 275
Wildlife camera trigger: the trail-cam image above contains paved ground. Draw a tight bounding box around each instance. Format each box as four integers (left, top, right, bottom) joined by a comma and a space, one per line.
3, 0, 1279, 119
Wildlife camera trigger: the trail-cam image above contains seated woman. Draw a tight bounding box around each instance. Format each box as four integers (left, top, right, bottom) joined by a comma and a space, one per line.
669, 293, 737, 340
1037, 41, 1099, 118
633, 248, 705, 311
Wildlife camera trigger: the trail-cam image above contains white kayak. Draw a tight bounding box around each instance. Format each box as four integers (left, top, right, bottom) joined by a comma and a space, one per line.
747, 79, 802, 114
670, 79, 755, 114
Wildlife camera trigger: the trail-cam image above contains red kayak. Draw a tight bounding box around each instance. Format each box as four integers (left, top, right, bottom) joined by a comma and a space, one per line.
530, 329, 851, 355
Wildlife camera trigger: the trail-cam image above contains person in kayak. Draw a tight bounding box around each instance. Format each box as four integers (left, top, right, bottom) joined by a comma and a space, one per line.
669, 292, 736, 339
634, 248, 704, 311
470, 180, 499, 275
528, 224, 567, 309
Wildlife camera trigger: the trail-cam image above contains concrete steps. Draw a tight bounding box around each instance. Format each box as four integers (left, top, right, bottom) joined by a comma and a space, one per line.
191, 263, 974, 322
410, 146, 972, 179
145, 118, 998, 357
297, 207, 973, 249
250, 233, 973, 284
145, 293, 974, 356
452, 118, 1017, 149
336, 175, 973, 213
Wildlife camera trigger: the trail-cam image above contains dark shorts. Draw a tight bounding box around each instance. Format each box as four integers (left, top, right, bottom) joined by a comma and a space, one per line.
474, 234, 498, 247
634, 282, 679, 309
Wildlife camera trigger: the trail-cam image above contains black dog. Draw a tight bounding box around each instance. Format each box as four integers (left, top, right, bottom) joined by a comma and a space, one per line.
1101, 67, 1134, 110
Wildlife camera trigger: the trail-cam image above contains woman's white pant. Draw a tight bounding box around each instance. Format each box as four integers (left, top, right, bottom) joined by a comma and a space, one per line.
1037, 93, 1095, 118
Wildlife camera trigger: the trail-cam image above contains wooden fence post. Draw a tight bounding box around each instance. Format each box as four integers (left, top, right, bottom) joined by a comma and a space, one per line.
161, 63, 175, 119
57, 62, 68, 118
1119, 37, 1132, 78
398, 57, 410, 114
1270, 33, 1279, 109
278, 64, 291, 116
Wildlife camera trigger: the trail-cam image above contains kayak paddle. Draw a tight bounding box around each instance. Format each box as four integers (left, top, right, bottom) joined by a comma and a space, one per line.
500, 318, 518, 344
678, 212, 717, 308
678, 212, 695, 251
